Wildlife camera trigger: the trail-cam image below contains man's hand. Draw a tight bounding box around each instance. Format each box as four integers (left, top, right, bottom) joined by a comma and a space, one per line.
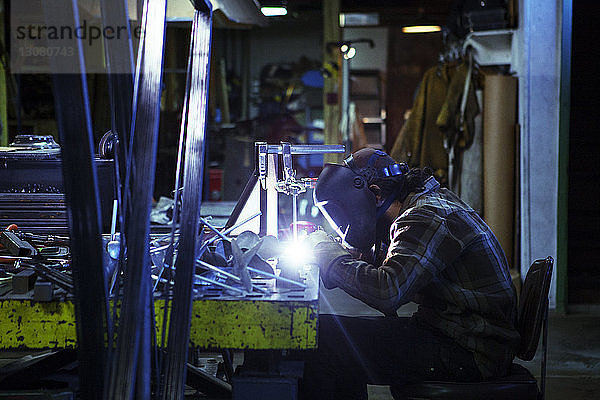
306, 230, 352, 287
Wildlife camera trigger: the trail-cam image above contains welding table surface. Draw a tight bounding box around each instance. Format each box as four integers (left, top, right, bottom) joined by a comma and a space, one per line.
0, 265, 319, 351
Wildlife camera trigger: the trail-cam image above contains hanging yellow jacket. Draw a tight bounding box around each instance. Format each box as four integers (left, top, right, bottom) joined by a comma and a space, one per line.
436, 61, 480, 153
390, 62, 479, 184
390, 65, 451, 182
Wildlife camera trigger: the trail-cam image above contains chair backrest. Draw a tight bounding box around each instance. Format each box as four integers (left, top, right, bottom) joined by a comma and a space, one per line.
516, 257, 554, 361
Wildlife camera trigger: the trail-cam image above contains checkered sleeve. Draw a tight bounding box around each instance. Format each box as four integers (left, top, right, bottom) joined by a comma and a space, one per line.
327, 207, 463, 315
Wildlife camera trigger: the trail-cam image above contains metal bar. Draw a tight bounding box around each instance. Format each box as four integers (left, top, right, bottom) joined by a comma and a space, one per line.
150, 230, 180, 245
153, 270, 243, 294
260, 169, 268, 236
199, 217, 231, 242
196, 260, 241, 282
161, 0, 196, 296
150, 243, 172, 254
341, 52, 350, 149
194, 275, 245, 294
292, 194, 298, 242
246, 266, 307, 288
107, 0, 167, 396
161, 3, 213, 399
281, 142, 293, 181
41, 0, 109, 397
100, 0, 135, 248
198, 211, 262, 257
266, 153, 278, 237
265, 144, 345, 155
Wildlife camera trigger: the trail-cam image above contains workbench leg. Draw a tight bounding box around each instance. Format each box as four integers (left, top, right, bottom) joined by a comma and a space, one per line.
232, 350, 304, 400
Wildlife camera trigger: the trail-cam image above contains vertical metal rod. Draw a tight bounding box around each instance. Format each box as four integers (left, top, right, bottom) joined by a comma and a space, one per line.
267, 153, 278, 237
158, 0, 197, 351
107, 0, 167, 395
111, 200, 118, 237
41, 0, 109, 397
292, 193, 298, 242
341, 52, 351, 155
161, 3, 213, 398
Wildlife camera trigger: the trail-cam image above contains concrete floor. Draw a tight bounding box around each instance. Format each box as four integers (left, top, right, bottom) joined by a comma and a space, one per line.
364, 311, 600, 400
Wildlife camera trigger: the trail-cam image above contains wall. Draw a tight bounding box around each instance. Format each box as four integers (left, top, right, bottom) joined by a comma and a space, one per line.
247, 14, 323, 119
342, 27, 388, 72
514, 0, 562, 307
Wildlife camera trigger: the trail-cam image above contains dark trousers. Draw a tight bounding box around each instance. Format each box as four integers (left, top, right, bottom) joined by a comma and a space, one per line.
300, 315, 482, 400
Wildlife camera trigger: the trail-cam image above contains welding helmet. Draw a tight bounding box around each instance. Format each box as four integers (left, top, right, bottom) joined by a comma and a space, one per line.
314, 148, 409, 252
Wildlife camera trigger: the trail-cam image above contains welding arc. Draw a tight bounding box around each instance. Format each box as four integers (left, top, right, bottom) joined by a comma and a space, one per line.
40, 0, 110, 398
105, 0, 167, 397
159, 3, 213, 399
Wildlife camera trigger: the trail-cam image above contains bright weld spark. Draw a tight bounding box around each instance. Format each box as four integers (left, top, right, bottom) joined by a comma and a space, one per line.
280, 239, 313, 269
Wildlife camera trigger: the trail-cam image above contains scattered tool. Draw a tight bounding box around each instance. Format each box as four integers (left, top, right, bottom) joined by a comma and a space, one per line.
12, 269, 37, 294
1, 228, 37, 257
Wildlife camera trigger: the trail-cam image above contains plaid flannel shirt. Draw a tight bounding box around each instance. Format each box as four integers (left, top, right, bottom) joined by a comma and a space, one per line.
325, 177, 520, 379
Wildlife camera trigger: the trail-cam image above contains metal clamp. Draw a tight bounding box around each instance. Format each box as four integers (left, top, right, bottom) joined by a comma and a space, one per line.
256, 142, 268, 189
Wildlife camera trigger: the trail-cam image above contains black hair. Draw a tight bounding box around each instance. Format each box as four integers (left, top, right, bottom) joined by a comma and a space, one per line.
370, 166, 433, 203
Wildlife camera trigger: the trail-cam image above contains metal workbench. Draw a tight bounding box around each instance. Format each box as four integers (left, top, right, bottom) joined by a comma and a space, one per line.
0, 265, 319, 350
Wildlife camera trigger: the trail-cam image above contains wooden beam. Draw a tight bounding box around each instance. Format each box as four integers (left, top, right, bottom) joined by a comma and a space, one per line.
323, 0, 343, 163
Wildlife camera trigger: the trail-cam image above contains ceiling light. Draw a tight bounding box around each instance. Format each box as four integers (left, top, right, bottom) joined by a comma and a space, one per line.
339, 13, 379, 27
402, 3, 442, 34
402, 25, 442, 34
261, 6, 287, 16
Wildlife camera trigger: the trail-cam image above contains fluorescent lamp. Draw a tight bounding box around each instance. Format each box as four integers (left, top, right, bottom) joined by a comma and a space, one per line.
402, 25, 442, 34
339, 13, 379, 27
261, 6, 287, 16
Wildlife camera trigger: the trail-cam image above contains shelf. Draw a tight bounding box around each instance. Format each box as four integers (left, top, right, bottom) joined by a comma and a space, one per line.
463, 29, 515, 68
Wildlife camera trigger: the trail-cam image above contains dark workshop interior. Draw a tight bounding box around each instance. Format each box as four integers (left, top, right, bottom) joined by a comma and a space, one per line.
0, 0, 598, 399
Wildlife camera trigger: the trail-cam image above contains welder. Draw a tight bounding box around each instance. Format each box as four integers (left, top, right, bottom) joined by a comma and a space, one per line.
302, 148, 519, 399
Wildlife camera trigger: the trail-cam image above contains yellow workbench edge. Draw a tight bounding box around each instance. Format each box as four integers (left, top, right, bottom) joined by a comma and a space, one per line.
0, 298, 318, 350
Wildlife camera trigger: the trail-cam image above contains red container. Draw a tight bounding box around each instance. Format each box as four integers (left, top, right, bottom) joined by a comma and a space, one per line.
208, 168, 223, 201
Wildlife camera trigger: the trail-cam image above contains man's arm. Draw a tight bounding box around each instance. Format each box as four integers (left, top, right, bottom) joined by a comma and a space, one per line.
323, 208, 463, 315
